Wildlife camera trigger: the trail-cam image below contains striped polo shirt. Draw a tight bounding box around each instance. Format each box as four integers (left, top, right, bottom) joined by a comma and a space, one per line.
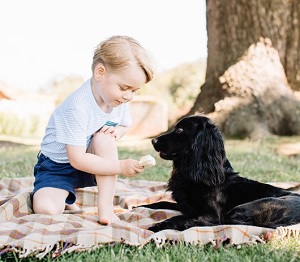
40, 78, 131, 163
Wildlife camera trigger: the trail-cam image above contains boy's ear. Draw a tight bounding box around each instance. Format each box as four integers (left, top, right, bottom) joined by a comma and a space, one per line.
95, 64, 106, 80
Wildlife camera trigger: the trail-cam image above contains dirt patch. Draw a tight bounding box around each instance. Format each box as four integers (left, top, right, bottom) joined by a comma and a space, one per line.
276, 142, 300, 157
0, 140, 25, 148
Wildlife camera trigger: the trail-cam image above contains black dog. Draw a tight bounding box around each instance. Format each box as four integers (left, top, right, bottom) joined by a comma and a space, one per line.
142, 115, 300, 232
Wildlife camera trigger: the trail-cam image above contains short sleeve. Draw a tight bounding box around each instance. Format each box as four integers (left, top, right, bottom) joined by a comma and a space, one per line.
54, 109, 88, 146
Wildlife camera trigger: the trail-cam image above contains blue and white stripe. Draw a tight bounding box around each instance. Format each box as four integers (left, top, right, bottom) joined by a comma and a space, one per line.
40, 79, 131, 163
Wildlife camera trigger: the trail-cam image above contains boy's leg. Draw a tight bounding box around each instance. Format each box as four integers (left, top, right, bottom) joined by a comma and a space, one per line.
95, 174, 119, 225
87, 132, 120, 225
33, 187, 69, 215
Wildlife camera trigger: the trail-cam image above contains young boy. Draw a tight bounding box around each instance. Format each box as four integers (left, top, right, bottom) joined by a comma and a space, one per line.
32, 35, 155, 225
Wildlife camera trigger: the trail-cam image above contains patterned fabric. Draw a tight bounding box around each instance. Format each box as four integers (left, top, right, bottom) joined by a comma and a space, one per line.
0, 177, 299, 259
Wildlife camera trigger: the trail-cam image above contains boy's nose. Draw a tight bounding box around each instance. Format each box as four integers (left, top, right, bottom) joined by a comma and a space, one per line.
123, 91, 133, 101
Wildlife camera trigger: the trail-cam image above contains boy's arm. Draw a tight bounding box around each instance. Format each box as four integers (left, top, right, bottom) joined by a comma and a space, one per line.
66, 143, 142, 177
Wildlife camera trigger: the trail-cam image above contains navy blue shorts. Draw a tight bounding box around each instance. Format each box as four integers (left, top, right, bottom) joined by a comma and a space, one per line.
32, 152, 97, 204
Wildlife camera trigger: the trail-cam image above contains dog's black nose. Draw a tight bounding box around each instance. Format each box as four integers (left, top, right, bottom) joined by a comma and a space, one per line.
151, 138, 158, 145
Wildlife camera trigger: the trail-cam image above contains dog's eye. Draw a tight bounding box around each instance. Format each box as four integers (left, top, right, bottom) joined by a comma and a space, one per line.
176, 127, 184, 134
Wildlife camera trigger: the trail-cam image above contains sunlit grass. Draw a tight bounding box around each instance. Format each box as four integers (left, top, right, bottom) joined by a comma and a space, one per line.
0, 143, 39, 178
2, 239, 300, 262
225, 136, 300, 182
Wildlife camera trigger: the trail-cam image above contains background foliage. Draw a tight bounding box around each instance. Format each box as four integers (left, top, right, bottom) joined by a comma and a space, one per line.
0, 59, 206, 137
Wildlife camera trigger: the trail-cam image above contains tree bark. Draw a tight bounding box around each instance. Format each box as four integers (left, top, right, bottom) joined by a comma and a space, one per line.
188, 0, 300, 138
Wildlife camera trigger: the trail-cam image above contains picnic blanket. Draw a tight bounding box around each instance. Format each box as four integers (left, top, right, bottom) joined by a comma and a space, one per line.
1, 177, 300, 259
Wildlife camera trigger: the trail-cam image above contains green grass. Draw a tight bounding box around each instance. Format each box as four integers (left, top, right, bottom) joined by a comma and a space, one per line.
225, 136, 300, 182
0, 135, 300, 261
2, 239, 300, 262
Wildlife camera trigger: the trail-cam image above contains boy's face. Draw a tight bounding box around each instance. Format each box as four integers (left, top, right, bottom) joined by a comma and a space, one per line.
94, 64, 146, 108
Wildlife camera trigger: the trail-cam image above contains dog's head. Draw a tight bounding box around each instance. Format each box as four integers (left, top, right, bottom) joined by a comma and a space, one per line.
152, 115, 226, 186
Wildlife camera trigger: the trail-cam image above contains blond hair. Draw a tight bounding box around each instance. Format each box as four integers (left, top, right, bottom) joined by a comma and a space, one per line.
92, 35, 154, 83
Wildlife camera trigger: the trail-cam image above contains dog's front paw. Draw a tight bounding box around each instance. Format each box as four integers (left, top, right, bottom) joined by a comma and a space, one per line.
148, 224, 163, 233
147, 221, 173, 232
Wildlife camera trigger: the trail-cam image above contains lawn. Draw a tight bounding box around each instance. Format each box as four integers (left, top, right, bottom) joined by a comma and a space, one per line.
0, 135, 300, 261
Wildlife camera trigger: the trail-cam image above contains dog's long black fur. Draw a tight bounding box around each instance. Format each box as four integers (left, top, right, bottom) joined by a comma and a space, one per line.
142, 115, 300, 232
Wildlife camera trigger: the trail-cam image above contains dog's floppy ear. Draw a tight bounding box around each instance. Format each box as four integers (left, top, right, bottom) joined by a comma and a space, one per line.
181, 123, 226, 186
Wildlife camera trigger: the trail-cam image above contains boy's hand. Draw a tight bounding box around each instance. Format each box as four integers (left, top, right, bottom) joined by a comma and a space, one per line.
119, 159, 144, 177
97, 125, 126, 141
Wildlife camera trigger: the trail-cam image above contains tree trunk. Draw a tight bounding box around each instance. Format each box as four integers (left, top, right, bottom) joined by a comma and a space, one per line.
188, 0, 300, 138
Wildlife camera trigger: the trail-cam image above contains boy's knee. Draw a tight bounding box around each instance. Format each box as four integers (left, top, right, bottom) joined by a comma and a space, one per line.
91, 132, 117, 148
88, 132, 118, 158
33, 196, 65, 215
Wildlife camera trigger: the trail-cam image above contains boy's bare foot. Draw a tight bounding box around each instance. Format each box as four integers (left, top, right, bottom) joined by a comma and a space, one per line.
64, 203, 84, 214
65, 203, 81, 211
98, 206, 120, 225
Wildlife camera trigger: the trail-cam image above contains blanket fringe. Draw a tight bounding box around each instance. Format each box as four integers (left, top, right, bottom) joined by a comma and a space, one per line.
59, 243, 101, 256
16, 242, 104, 259
19, 248, 39, 259
0, 246, 19, 256
275, 226, 300, 240
1, 227, 296, 260
35, 244, 55, 260
141, 231, 266, 250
